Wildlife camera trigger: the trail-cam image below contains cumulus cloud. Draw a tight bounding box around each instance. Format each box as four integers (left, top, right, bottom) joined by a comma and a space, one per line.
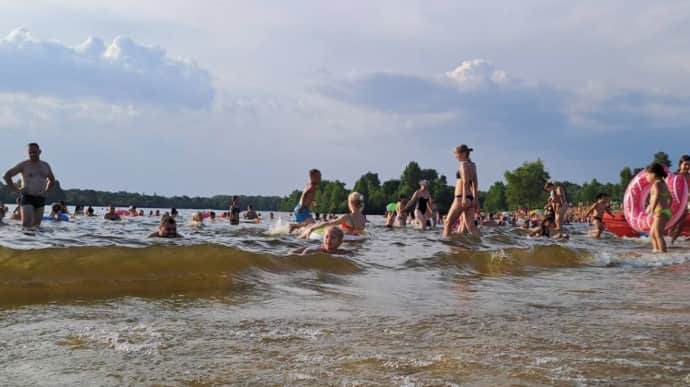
0, 28, 214, 109
320, 59, 569, 132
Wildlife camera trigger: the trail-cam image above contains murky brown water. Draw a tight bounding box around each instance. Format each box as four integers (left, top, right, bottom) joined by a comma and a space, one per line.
0, 209, 688, 385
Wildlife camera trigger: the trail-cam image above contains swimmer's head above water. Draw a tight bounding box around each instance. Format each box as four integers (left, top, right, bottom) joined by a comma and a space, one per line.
322, 226, 344, 253
348, 192, 365, 211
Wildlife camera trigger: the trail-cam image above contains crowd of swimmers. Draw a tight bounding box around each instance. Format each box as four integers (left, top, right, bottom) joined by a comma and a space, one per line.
2, 143, 689, 254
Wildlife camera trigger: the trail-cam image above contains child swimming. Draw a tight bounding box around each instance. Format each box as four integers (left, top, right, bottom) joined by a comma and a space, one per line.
585, 193, 615, 238
299, 192, 366, 239
289, 169, 321, 233
646, 162, 671, 253
528, 217, 569, 239
298, 226, 346, 255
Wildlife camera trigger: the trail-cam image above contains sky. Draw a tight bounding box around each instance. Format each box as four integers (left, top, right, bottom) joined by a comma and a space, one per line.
1, 0, 689, 196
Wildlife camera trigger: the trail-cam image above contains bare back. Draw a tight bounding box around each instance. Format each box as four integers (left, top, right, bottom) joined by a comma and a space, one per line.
454, 160, 477, 197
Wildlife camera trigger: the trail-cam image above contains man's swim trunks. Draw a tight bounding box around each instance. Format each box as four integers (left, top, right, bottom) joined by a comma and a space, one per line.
20, 193, 45, 208
293, 204, 313, 223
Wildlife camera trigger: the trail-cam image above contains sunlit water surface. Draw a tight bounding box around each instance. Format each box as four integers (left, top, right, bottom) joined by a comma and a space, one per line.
0, 208, 689, 386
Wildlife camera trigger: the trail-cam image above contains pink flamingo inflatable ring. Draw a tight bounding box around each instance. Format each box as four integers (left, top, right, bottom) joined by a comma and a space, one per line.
623, 166, 688, 233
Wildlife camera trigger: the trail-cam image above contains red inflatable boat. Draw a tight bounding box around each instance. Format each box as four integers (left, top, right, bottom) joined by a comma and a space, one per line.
603, 213, 690, 238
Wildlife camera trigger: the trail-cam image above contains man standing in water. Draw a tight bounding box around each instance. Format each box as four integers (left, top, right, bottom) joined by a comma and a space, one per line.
3, 143, 56, 227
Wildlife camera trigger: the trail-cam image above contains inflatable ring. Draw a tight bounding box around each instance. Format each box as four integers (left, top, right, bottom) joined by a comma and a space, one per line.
623, 167, 688, 233
42, 213, 70, 221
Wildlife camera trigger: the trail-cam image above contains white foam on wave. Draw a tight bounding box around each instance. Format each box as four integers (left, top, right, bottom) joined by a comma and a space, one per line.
592, 247, 690, 268
266, 218, 291, 236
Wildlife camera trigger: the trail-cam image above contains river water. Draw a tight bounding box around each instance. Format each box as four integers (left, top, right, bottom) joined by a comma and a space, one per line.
0, 209, 688, 386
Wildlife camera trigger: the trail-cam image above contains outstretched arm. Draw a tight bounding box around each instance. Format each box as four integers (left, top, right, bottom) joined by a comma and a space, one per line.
298, 214, 347, 239
404, 191, 420, 212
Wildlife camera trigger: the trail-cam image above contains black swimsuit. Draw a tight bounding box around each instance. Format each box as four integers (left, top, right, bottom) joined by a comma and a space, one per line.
417, 197, 429, 212
20, 193, 45, 208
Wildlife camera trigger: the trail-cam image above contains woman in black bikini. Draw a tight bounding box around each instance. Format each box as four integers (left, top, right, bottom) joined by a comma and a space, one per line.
444, 144, 480, 238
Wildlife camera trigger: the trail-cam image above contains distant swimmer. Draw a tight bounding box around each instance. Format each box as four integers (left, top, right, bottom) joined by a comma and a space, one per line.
297, 226, 346, 255
396, 195, 408, 227
585, 193, 614, 238
229, 196, 241, 225
528, 216, 569, 240
3, 143, 57, 227
170, 208, 179, 219
289, 169, 321, 233
149, 214, 183, 238
191, 211, 204, 225
385, 202, 397, 227
244, 205, 259, 220
299, 192, 366, 239
0, 202, 6, 223
86, 206, 95, 216
671, 154, 690, 244
646, 163, 671, 253
48, 203, 68, 221
444, 144, 480, 238
104, 205, 122, 221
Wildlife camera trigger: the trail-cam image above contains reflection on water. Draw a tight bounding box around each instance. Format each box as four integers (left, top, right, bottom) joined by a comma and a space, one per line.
0, 209, 689, 385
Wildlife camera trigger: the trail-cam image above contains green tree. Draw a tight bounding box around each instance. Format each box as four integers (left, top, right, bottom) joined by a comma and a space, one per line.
504, 160, 550, 209
619, 167, 633, 198
381, 179, 400, 198
483, 181, 506, 212
352, 172, 381, 199
398, 161, 423, 197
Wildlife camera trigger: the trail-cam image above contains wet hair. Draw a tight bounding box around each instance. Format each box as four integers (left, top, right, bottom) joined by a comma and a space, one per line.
325, 226, 344, 241
678, 154, 690, 172
348, 192, 365, 209
646, 162, 668, 179
27, 143, 40, 149
595, 193, 608, 200
171, 208, 178, 215
309, 169, 321, 176
160, 214, 176, 226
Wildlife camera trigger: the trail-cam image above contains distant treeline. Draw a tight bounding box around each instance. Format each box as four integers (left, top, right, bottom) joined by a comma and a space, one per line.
0, 182, 283, 211
0, 151, 675, 214
480, 151, 675, 212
